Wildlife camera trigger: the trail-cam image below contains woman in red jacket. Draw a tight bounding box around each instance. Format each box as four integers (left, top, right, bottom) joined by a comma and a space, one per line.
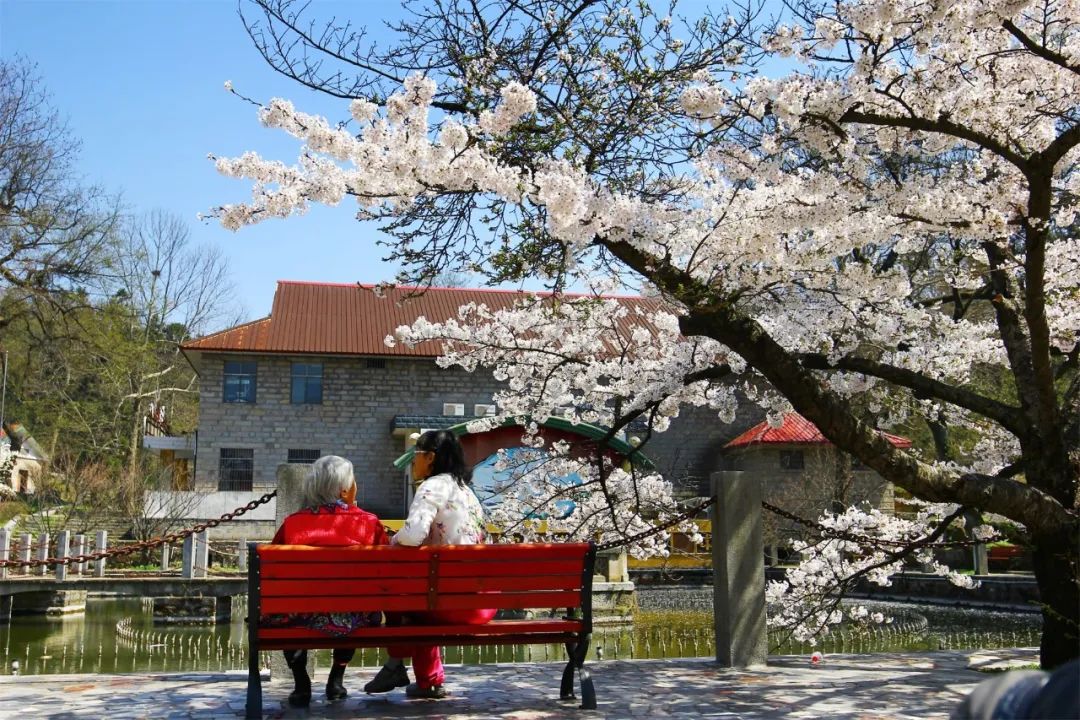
270, 455, 389, 707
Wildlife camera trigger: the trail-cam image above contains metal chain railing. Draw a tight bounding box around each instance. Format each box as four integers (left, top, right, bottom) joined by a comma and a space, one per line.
0, 491, 278, 569
2, 489, 986, 568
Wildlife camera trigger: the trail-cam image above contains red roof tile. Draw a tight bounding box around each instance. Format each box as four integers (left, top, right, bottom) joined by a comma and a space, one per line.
724, 412, 912, 449
182, 281, 662, 357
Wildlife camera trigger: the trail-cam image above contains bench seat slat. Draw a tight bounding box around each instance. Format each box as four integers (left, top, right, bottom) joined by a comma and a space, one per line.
259, 632, 585, 652
257, 543, 591, 563
261, 574, 582, 597
261, 590, 582, 615
260, 558, 585, 579
257, 619, 583, 640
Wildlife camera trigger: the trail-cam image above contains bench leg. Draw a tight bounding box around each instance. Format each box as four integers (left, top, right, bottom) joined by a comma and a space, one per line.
561, 642, 577, 700
245, 663, 262, 719
560, 636, 597, 709
245, 645, 262, 719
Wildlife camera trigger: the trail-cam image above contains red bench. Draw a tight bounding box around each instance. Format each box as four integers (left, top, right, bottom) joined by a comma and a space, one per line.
245, 542, 598, 718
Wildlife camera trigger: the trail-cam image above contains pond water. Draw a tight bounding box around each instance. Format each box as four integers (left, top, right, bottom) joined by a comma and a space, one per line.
0, 597, 1042, 676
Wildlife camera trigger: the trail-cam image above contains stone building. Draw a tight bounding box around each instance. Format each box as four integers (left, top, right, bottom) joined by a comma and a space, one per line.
159, 281, 758, 535
721, 412, 910, 559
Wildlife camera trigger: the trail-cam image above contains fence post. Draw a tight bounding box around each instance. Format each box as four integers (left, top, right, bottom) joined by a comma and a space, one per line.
182, 534, 194, 579
94, 531, 107, 577
161, 542, 171, 572
974, 543, 989, 576
194, 529, 209, 578
36, 532, 50, 577
55, 530, 70, 581
237, 540, 247, 572
19, 533, 32, 575
74, 534, 86, 575
710, 471, 767, 668
0, 529, 9, 580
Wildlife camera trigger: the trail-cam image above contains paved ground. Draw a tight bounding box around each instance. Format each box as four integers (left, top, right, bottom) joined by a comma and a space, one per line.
0, 649, 1039, 719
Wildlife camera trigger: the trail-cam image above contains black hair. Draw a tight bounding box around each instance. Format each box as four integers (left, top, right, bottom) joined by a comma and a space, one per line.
415, 429, 472, 486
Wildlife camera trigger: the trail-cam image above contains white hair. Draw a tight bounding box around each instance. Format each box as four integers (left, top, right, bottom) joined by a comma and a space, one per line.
304, 455, 355, 507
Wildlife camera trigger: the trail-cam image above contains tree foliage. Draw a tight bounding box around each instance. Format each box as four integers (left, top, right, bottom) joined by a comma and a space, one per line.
0, 57, 120, 330
219, 0, 1079, 666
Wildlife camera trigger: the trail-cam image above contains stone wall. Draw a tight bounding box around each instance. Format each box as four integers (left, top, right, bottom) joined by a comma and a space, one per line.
725, 445, 894, 546
643, 400, 766, 498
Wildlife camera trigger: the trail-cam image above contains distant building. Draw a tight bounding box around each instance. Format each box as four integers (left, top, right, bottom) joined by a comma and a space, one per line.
0, 421, 47, 495
722, 412, 911, 556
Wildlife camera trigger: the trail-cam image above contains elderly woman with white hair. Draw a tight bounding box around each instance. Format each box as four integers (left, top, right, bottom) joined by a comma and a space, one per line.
269, 455, 389, 707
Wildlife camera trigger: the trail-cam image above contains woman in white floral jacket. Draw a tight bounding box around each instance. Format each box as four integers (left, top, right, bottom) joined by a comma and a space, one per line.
363, 430, 494, 699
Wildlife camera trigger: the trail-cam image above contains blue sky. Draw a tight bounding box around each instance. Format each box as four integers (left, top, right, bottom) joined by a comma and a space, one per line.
0, 0, 762, 323
1, 0, 416, 321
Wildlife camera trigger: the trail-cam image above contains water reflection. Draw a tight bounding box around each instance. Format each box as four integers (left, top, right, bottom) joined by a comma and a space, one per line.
0, 598, 1042, 676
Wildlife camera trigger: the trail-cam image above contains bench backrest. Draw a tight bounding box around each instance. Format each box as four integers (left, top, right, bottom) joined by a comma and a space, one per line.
252, 542, 596, 629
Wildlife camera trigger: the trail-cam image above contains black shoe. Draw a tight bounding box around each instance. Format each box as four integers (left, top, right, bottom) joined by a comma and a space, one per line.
287, 688, 311, 707
406, 682, 449, 699
326, 675, 348, 702
364, 662, 410, 694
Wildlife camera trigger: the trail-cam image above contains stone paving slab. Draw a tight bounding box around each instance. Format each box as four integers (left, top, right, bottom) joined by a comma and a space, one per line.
0, 649, 1039, 720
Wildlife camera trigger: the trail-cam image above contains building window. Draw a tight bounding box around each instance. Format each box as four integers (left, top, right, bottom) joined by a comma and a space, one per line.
222, 361, 257, 403
366, 358, 386, 369
287, 448, 320, 464
779, 450, 805, 470
291, 362, 323, 404
219, 448, 254, 491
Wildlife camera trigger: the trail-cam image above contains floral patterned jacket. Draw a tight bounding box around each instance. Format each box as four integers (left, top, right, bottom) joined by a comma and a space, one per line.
392, 472, 489, 546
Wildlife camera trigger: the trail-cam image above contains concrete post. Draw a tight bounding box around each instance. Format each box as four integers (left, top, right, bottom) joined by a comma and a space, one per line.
74, 534, 86, 575
55, 530, 70, 581
35, 532, 49, 577
182, 535, 194, 579
765, 544, 778, 567
93, 531, 107, 577
0, 529, 9, 580
19, 533, 32, 574
270, 462, 310, 682
195, 530, 209, 578
237, 540, 247, 572
974, 543, 989, 576
161, 543, 171, 572
710, 471, 767, 668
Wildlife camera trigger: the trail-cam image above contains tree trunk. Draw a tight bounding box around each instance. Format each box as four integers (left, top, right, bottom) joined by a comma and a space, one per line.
128, 396, 142, 475
1031, 537, 1080, 669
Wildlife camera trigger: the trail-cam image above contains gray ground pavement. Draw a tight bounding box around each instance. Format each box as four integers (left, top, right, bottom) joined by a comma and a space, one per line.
0, 648, 1041, 720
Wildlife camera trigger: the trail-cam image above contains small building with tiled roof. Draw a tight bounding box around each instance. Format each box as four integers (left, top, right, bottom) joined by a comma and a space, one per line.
724, 412, 913, 451
721, 412, 909, 560
167, 281, 758, 533
1, 421, 47, 495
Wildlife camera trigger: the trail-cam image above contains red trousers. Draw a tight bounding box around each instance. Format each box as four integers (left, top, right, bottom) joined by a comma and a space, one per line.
387, 608, 497, 688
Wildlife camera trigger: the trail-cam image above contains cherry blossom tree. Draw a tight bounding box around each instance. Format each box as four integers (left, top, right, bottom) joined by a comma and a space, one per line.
214, 0, 1079, 667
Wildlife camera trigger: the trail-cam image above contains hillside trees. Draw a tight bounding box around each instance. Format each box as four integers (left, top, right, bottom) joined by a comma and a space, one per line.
219, 0, 1079, 666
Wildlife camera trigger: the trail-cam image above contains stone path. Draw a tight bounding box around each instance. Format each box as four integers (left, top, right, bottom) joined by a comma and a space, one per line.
0, 649, 1038, 719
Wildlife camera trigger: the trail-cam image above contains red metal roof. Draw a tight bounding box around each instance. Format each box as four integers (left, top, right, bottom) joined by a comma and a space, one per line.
182, 281, 662, 357
724, 412, 912, 449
